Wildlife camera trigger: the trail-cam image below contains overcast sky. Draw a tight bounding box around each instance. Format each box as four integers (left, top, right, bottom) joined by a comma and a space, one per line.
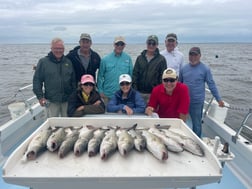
0, 0, 251, 44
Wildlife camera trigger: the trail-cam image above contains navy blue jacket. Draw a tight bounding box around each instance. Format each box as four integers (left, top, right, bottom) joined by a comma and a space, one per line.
107, 88, 146, 114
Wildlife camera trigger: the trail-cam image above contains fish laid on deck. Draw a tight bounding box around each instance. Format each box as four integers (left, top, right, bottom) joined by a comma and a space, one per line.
74, 125, 96, 156
100, 127, 118, 160
88, 128, 107, 157
141, 130, 168, 161
46, 127, 68, 152
58, 129, 79, 158
128, 128, 146, 152
22, 127, 53, 162
116, 128, 134, 156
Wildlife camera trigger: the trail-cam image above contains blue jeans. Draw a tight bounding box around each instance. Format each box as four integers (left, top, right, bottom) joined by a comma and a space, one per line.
189, 103, 204, 137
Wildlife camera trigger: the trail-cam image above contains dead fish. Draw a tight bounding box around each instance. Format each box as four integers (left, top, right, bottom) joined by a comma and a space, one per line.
148, 127, 183, 153
58, 129, 79, 158
22, 127, 52, 162
47, 127, 68, 152
128, 129, 146, 152
116, 128, 134, 156
141, 130, 168, 161
161, 128, 204, 157
74, 125, 95, 156
100, 127, 118, 160
87, 128, 107, 157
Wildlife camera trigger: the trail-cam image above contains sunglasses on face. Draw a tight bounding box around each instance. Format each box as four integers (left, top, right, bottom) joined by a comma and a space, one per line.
189, 52, 199, 56
147, 41, 156, 46
82, 82, 94, 87
115, 42, 125, 46
167, 39, 175, 42
120, 82, 131, 86
163, 78, 176, 83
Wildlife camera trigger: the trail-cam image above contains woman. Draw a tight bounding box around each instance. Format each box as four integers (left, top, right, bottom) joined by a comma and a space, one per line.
107, 74, 146, 115
67, 74, 105, 117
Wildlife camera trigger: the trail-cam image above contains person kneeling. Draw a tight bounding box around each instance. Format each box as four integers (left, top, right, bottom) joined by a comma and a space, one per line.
67, 74, 105, 117
107, 74, 146, 115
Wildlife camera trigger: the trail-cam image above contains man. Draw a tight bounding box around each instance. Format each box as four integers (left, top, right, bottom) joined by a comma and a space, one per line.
145, 68, 189, 121
179, 47, 225, 137
160, 33, 184, 76
97, 36, 133, 104
33, 38, 76, 117
132, 35, 167, 103
67, 33, 101, 84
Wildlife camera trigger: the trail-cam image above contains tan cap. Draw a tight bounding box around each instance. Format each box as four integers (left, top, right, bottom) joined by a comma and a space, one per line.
114, 36, 125, 44
162, 68, 177, 79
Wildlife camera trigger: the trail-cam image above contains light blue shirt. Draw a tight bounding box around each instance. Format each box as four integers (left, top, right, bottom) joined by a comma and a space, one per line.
97, 51, 133, 98
179, 62, 221, 104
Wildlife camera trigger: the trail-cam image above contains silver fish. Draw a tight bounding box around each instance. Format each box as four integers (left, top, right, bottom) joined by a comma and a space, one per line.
87, 129, 106, 157
128, 129, 146, 152
47, 127, 68, 152
100, 127, 118, 160
22, 127, 52, 162
116, 129, 134, 156
58, 130, 79, 158
141, 130, 168, 161
74, 125, 95, 156
161, 128, 204, 156
148, 127, 183, 153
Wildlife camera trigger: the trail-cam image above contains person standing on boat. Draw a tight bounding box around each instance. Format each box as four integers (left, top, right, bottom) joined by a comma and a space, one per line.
179, 47, 225, 137
33, 38, 76, 117
145, 68, 190, 121
132, 35, 167, 103
107, 74, 146, 115
160, 33, 184, 76
67, 33, 101, 85
97, 36, 133, 105
67, 74, 105, 117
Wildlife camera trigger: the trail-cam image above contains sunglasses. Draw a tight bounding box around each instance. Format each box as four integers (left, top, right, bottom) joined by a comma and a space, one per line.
115, 42, 125, 46
147, 42, 156, 46
189, 52, 199, 56
120, 82, 131, 86
83, 82, 94, 87
163, 78, 176, 83
167, 39, 175, 42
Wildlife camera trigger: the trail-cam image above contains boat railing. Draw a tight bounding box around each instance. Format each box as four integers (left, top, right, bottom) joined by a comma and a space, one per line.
231, 108, 252, 143
203, 88, 215, 118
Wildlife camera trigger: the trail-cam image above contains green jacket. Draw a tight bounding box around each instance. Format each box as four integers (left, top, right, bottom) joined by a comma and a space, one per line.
33, 52, 76, 103
132, 49, 167, 93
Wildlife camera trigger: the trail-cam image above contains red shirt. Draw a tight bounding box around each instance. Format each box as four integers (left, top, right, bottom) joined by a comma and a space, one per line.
148, 82, 190, 118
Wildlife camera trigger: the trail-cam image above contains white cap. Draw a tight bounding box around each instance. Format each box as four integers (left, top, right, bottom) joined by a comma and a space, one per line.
119, 74, 132, 84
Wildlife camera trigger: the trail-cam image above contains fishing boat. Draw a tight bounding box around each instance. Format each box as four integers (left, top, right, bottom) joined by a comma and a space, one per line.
0, 84, 251, 189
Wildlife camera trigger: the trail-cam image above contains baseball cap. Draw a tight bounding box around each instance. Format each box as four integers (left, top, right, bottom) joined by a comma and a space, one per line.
146, 35, 158, 44
162, 68, 177, 79
114, 36, 125, 44
119, 74, 132, 84
166, 33, 177, 41
80, 74, 95, 84
80, 33, 92, 41
189, 47, 201, 55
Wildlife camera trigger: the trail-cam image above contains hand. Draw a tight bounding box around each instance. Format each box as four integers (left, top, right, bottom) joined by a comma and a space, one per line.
93, 100, 101, 105
76, 105, 84, 111
39, 98, 46, 107
124, 105, 133, 115
145, 106, 154, 116
218, 100, 225, 107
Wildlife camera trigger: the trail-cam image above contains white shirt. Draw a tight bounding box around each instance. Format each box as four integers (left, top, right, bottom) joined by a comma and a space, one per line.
160, 48, 184, 76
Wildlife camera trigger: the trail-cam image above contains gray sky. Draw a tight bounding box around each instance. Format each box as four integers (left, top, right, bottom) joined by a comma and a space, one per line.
0, 0, 251, 44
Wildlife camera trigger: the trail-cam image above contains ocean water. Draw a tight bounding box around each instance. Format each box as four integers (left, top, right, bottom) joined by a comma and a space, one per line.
0, 43, 251, 137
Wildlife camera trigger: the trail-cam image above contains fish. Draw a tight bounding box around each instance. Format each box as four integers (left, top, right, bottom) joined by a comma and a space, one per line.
160, 128, 204, 157
100, 127, 118, 160
128, 129, 146, 152
22, 127, 53, 162
116, 128, 134, 156
87, 128, 107, 157
46, 127, 68, 152
74, 125, 95, 156
58, 129, 79, 158
141, 130, 168, 161
148, 127, 183, 153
